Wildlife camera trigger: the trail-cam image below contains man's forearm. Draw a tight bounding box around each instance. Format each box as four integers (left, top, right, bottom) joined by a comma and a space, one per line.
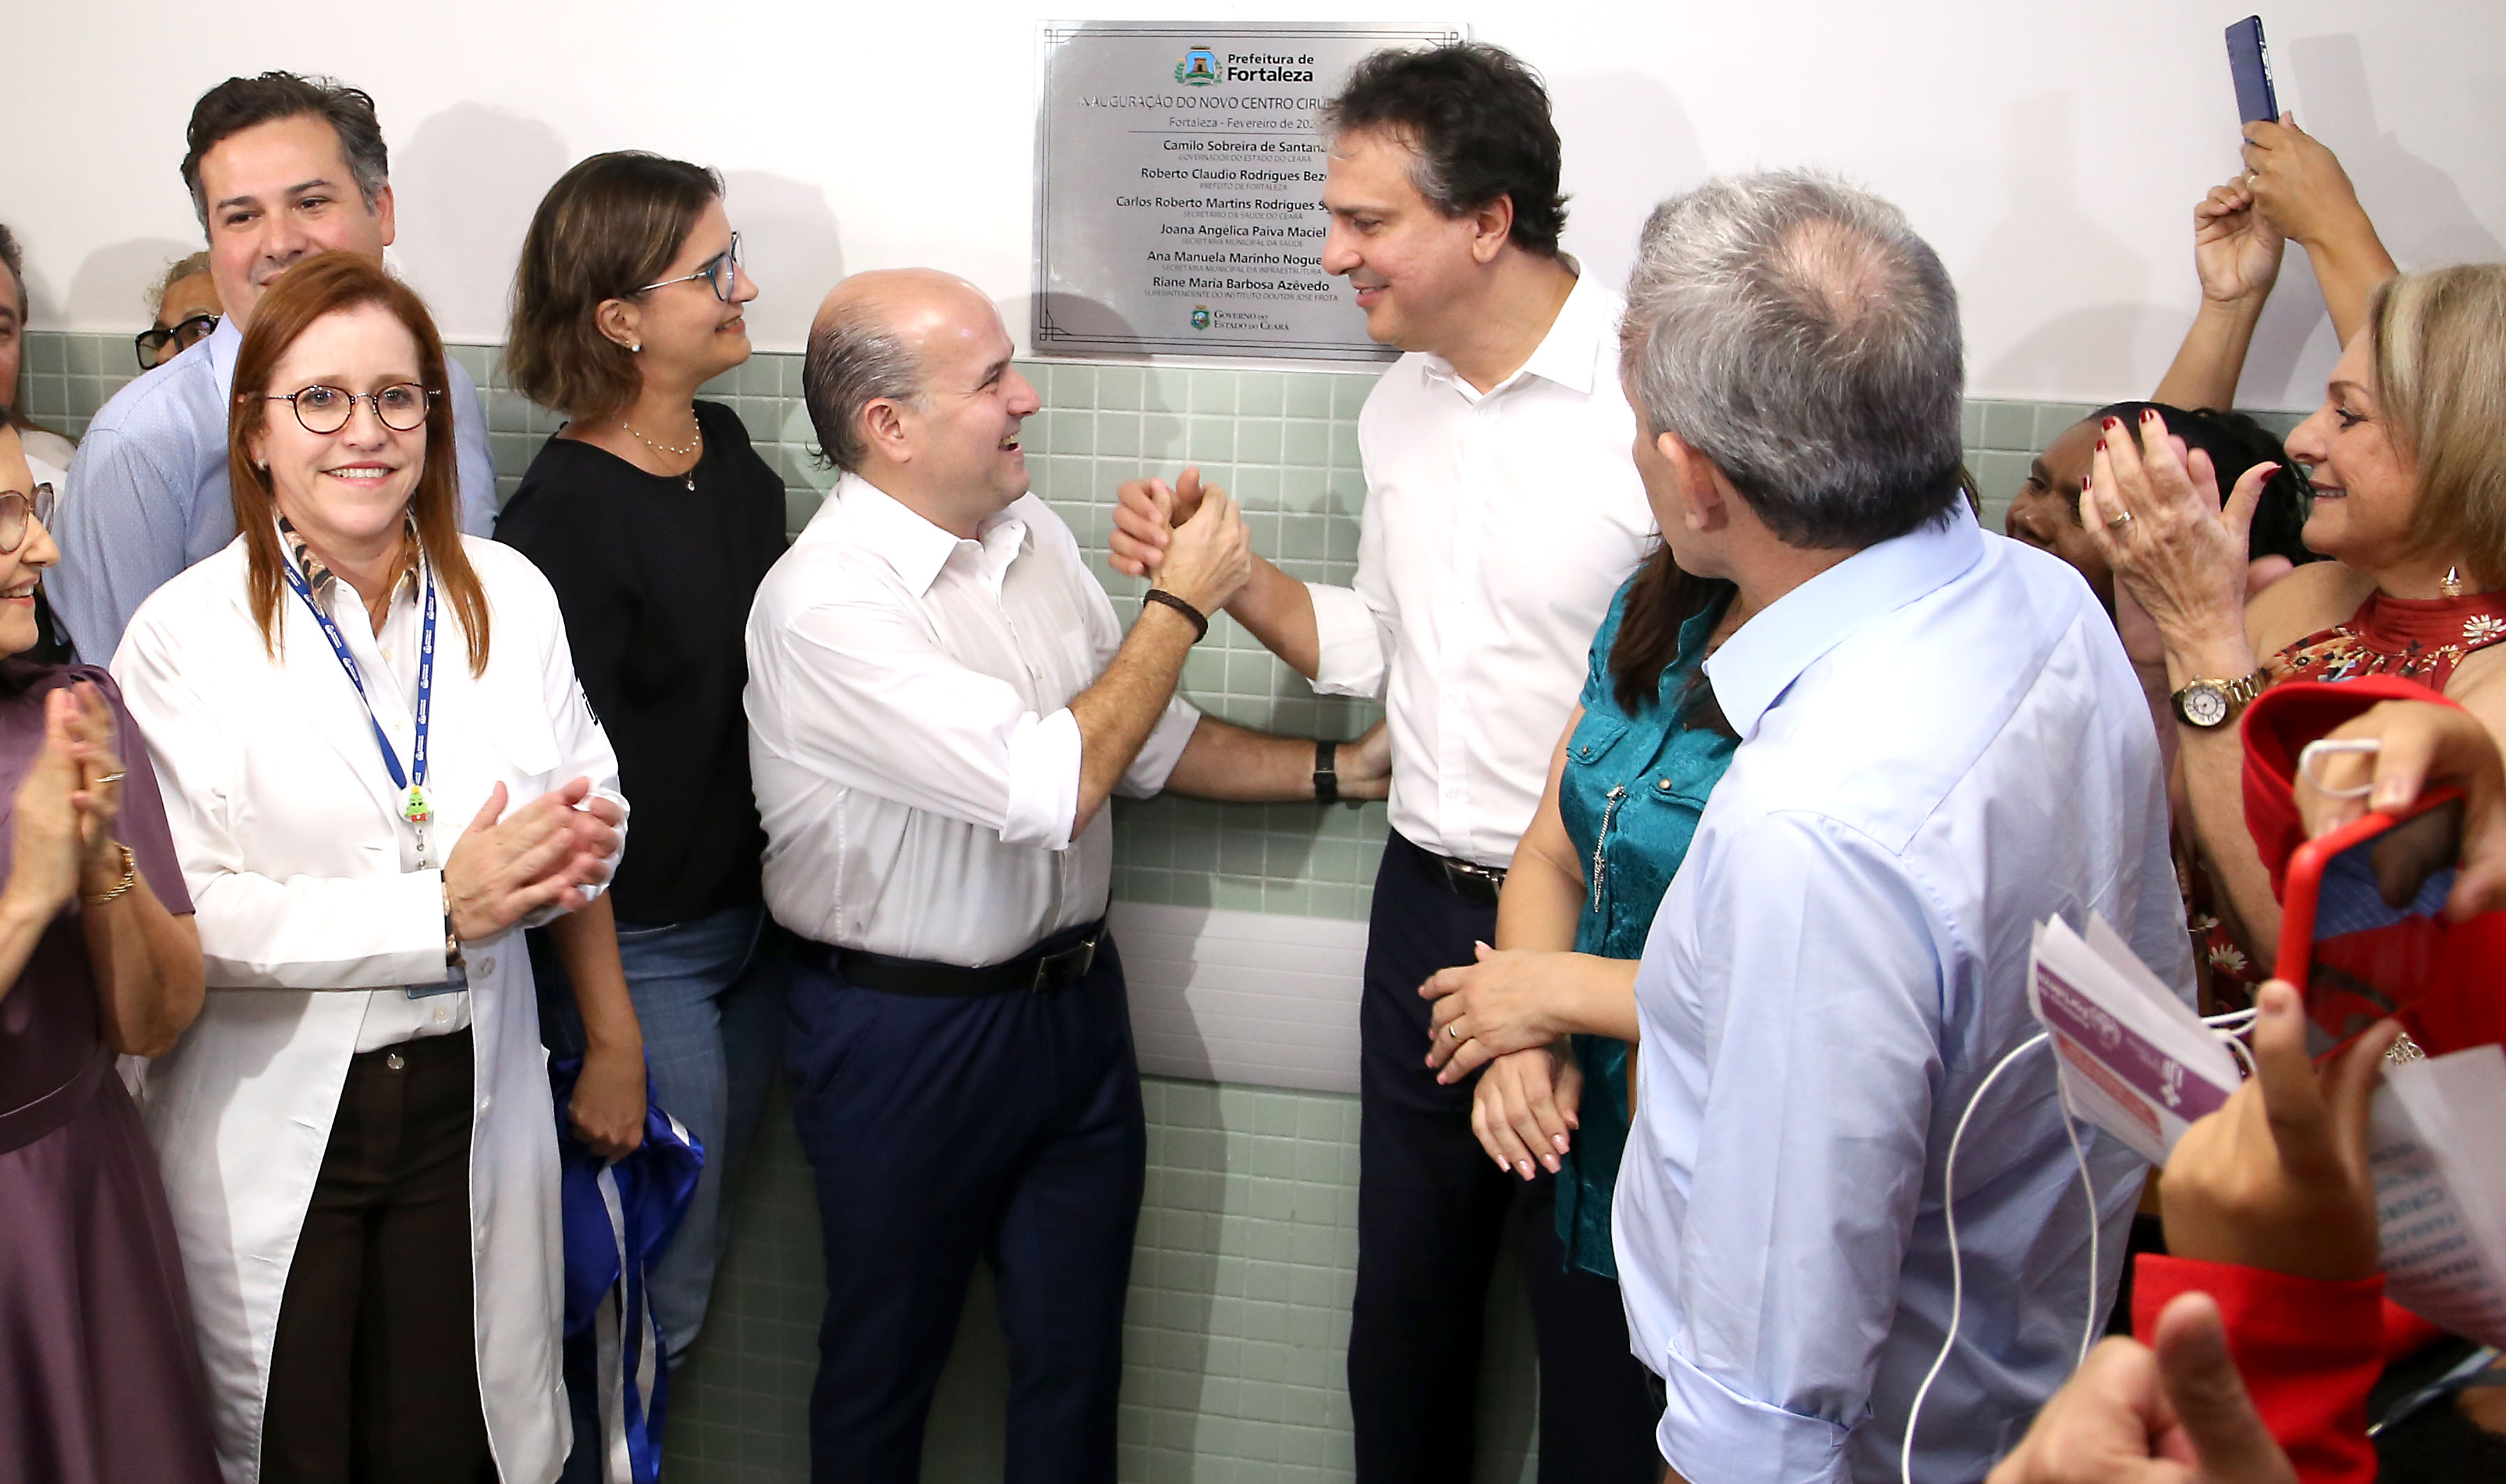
1224, 556, 1322, 680
1070, 602, 1203, 831
1161, 717, 1321, 802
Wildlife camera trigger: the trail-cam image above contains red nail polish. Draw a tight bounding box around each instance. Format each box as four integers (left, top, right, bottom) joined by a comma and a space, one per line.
2081, 476, 2092, 493
2096, 439, 2106, 454
2102, 418, 2121, 431
2142, 409, 2160, 421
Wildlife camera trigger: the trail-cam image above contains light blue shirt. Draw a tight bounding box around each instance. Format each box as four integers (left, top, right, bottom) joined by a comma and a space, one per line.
50, 313, 497, 661
1612, 503, 2192, 1484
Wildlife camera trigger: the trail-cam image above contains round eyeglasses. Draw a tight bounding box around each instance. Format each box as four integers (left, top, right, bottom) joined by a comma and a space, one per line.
0, 483, 58, 554
265, 383, 438, 435
637, 232, 744, 302
135, 313, 221, 370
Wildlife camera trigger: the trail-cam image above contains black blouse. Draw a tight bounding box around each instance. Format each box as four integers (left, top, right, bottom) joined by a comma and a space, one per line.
496, 400, 788, 925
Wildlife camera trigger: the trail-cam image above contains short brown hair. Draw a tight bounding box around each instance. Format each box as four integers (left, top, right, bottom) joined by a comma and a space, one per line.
506, 152, 719, 421
182, 73, 389, 233
228, 252, 490, 675
2368, 265, 2506, 590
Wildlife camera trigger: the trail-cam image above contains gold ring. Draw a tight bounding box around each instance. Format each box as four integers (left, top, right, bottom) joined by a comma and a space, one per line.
2105, 512, 2133, 531
1446, 1023, 1463, 1040
94, 770, 127, 785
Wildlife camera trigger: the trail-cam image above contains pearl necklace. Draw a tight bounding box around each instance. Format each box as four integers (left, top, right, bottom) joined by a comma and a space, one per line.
621, 414, 702, 490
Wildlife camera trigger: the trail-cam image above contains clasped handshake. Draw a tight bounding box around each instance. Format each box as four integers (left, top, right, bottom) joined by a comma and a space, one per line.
1107, 467, 1254, 617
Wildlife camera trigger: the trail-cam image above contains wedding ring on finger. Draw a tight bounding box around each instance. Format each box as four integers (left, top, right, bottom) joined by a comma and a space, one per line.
1446, 1023, 1464, 1040
93, 770, 127, 785
2104, 511, 2133, 530
2297, 737, 2381, 800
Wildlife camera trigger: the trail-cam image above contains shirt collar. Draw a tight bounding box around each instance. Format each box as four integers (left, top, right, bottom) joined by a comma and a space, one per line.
208, 312, 245, 396
1419, 256, 1610, 400
831, 471, 1031, 598
1704, 501, 1986, 742
279, 515, 421, 610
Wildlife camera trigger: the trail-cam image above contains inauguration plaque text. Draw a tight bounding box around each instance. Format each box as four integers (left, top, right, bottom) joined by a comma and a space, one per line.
1035, 21, 1459, 360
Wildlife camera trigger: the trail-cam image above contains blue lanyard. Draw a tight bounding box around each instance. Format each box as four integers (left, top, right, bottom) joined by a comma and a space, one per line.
280, 547, 437, 828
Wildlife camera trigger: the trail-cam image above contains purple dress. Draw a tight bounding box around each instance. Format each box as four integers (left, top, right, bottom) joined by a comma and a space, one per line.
0, 662, 220, 1484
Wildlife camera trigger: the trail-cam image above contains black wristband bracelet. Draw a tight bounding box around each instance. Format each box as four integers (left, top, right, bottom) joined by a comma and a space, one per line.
1142, 588, 1210, 641
1314, 738, 1339, 805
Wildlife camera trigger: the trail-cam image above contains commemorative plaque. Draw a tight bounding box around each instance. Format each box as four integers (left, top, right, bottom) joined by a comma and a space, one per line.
1034, 21, 1461, 360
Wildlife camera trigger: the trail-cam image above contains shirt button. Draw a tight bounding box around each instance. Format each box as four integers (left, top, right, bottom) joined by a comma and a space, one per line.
384, 1051, 405, 1071
477, 957, 494, 975
479, 1097, 492, 1114
1657, 779, 1674, 792
433, 1006, 449, 1024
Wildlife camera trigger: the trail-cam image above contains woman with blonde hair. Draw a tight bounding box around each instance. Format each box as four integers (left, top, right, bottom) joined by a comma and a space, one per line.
2089, 262, 2506, 962
114, 250, 639, 1483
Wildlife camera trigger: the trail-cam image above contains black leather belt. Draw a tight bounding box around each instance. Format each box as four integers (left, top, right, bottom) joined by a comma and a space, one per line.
795, 916, 1107, 997
1423, 848, 1508, 909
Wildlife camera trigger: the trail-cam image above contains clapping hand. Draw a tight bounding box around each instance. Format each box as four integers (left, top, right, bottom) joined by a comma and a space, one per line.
442, 777, 623, 942
2082, 409, 2278, 653
6, 687, 113, 917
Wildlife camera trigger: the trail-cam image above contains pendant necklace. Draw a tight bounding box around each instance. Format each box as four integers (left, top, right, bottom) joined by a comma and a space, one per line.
621, 412, 702, 491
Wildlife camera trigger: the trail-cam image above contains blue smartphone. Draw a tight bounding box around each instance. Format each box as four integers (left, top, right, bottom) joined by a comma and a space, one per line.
2227, 16, 2280, 126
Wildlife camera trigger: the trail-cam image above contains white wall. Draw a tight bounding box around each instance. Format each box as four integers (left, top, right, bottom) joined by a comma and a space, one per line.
8, 1, 2498, 408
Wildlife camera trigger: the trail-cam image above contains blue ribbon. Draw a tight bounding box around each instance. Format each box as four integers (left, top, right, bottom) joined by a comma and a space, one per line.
279, 543, 434, 822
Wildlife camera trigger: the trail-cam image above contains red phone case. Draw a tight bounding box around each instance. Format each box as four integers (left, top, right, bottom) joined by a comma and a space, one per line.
2273, 787, 2506, 1054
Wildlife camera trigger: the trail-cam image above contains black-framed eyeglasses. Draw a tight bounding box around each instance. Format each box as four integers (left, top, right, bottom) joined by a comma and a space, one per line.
0, 483, 57, 554
265, 383, 439, 435
637, 232, 743, 302
135, 313, 220, 370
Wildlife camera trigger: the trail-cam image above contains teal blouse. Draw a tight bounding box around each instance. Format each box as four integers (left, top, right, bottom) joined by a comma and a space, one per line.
1552, 575, 1737, 1279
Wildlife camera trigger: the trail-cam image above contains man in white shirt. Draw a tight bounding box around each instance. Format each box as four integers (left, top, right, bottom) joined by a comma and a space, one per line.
1606, 175, 2189, 1484
747, 268, 1389, 1484
1110, 43, 1662, 1483
50, 72, 497, 662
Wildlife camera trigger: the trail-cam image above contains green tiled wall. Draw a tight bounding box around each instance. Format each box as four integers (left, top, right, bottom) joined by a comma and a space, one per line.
15, 327, 2188, 1482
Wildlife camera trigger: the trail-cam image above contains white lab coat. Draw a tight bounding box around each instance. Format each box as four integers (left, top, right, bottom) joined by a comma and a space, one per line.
111, 533, 627, 1484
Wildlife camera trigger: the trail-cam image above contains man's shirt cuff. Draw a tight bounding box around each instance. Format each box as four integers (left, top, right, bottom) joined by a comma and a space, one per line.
1305, 581, 1385, 698
1002, 708, 1082, 850
1654, 1345, 1853, 1484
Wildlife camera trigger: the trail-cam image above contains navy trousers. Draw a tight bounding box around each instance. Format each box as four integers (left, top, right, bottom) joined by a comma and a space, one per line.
784, 932, 1145, 1484
1348, 833, 1663, 1484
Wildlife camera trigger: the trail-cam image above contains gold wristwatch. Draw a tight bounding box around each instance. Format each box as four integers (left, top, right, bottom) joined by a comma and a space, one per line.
2170, 669, 2270, 729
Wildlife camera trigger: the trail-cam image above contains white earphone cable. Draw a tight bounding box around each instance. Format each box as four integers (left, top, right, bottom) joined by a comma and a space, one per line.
1900, 1005, 2265, 1482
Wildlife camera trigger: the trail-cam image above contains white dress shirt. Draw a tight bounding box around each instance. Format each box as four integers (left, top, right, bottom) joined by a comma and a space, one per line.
1612, 506, 2192, 1484
1305, 268, 1656, 867
746, 474, 1201, 964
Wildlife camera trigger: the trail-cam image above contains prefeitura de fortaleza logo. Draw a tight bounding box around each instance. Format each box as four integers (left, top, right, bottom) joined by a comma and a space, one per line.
1190, 305, 1212, 330
1176, 47, 1219, 85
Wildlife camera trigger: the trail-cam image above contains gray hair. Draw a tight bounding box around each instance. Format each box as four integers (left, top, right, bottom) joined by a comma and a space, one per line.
803, 297, 928, 474
1621, 171, 1964, 549
150, 250, 212, 316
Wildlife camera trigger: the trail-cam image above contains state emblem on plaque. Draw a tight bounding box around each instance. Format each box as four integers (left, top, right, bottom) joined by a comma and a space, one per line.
1190, 305, 1212, 330
1176, 47, 1220, 85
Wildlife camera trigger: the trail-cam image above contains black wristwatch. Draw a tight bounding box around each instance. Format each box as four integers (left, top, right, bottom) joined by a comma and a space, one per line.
1314, 739, 1339, 804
